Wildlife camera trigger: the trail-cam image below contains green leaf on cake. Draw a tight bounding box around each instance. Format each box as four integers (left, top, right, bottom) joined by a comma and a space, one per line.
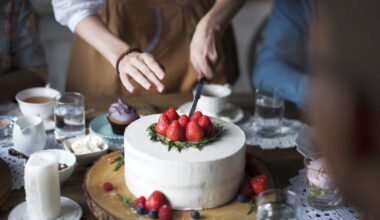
147, 123, 225, 152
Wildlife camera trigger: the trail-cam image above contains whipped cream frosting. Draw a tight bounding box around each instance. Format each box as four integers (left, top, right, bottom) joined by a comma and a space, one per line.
109, 99, 138, 122
124, 115, 246, 210
306, 158, 333, 189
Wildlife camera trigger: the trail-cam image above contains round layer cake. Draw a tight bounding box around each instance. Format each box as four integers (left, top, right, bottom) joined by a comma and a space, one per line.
124, 114, 246, 210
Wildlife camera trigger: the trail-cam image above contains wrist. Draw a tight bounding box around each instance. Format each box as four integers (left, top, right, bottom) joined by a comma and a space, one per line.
198, 15, 224, 35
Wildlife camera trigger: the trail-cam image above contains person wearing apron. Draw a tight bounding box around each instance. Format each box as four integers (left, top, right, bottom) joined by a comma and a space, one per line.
52, 0, 244, 97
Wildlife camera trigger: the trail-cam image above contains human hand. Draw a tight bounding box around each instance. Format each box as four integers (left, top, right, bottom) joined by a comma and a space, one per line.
118, 51, 165, 93
190, 20, 223, 80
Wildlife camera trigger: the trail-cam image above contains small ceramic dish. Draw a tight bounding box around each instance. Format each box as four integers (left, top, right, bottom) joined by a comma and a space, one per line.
43, 149, 76, 186
89, 113, 124, 150
63, 135, 109, 166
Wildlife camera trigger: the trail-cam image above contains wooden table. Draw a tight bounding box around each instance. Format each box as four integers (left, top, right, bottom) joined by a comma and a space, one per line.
0, 93, 304, 219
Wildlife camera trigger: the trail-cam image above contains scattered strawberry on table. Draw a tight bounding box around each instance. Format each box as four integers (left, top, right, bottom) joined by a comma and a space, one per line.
158, 205, 172, 220
250, 174, 267, 195
237, 155, 268, 215
102, 182, 114, 192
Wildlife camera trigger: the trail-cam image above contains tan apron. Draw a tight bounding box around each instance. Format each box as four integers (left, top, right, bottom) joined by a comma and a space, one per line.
66, 0, 239, 98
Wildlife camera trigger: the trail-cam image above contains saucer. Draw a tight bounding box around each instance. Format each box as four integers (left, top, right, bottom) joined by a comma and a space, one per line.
8, 196, 82, 220
89, 113, 124, 150
177, 102, 244, 123
7, 108, 55, 131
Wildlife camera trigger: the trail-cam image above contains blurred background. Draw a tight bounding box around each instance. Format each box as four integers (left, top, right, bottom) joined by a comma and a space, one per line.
30, 0, 272, 93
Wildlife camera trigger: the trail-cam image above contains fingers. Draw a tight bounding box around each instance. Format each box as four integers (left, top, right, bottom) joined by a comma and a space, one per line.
191, 55, 214, 80
142, 53, 165, 80
119, 73, 135, 93
127, 67, 152, 90
130, 56, 164, 92
119, 52, 166, 93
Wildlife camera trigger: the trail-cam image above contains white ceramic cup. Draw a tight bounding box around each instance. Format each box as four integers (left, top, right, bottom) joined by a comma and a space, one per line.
16, 87, 60, 120
196, 84, 231, 115
13, 115, 47, 156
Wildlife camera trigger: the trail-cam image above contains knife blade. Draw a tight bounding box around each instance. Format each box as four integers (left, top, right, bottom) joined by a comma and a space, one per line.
189, 78, 205, 117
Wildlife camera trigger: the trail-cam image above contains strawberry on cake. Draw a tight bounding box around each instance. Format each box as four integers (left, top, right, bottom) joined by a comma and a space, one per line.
124, 108, 246, 210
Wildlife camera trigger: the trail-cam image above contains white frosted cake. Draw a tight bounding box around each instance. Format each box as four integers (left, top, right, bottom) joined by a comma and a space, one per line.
124, 114, 246, 210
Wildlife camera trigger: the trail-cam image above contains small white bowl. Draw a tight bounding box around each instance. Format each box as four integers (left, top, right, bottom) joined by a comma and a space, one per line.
43, 149, 76, 186
63, 135, 109, 166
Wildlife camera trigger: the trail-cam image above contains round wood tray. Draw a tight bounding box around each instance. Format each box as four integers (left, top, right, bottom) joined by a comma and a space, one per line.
0, 158, 12, 207
84, 151, 274, 219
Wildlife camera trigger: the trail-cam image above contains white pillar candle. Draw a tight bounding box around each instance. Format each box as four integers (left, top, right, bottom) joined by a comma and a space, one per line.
25, 151, 61, 220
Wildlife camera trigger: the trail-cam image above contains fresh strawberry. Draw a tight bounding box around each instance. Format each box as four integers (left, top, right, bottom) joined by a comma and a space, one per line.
197, 115, 213, 136
250, 174, 267, 195
165, 107, 179, 121
185, 121, 204, 142
158, 205, 172, 220
166, 120, 184, 141
241, 183, 254, 198
190, 111, 202, 122
102, 182, 113, 192
146, 191, 166, 211
155, 114, 171, 136
134, 196, 146, 207
178, 114, 189, 128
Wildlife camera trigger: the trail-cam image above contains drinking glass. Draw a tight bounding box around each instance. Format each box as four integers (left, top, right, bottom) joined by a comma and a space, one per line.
54, 92, 85, 140
254, 88, 285, 137
256, 189, 298, 220
305, 158, 342, 210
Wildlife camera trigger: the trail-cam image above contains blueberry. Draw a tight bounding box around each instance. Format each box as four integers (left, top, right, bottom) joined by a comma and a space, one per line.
135, 205, 146, 214
148, 210, 158, 219
237, 194, 248, 203
191, 210, 200, 219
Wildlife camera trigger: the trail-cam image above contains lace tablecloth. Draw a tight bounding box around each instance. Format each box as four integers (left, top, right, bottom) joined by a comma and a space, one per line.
239, 116, 308, 149
0, 131, 62, 190
285, 169, 360, 220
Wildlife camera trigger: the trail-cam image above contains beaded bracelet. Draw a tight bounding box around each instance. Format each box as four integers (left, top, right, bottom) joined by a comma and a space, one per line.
116, 48, 142, 75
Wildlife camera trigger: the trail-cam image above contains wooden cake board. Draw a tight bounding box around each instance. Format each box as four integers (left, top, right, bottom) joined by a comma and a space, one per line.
84, 151, 274, 219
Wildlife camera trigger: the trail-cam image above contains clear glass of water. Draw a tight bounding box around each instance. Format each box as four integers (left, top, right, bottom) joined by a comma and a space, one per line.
54, 92, 85, 141
305, 158, 342, 210
256, 189, 298, 220
254, 88, 285, 137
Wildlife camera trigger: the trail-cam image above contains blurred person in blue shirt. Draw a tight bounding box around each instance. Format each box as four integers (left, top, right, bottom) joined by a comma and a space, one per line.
0, 0, 47, 101
253, 0, 316, 108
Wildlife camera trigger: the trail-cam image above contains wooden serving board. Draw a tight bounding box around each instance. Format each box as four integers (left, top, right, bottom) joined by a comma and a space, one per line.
84, 151, 274, 220
0, 158, 12, 208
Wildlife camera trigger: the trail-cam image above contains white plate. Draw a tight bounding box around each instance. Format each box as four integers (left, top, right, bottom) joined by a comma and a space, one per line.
177, 102, 244, 123
8, 196, 82, 220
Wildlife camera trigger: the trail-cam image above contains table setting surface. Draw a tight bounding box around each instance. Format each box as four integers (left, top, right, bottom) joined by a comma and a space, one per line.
1, 92, 348, 219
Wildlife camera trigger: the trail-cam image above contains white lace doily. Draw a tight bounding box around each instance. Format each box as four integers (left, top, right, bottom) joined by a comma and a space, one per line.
0, 131, 63, 190
285, 169, 360, 220
238, 117, 308, 149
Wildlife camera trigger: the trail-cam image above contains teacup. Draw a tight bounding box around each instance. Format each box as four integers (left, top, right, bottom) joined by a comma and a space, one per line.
196, 84, 231, 115
16, 87, 60, 120
13, 115, 47, 156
